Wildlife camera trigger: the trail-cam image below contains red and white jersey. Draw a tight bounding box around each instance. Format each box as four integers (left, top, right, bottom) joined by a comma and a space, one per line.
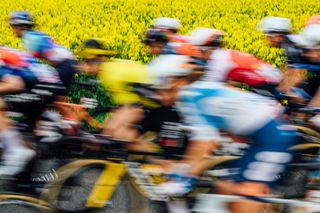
204, 49, 282, 87
169, 34, 189, 43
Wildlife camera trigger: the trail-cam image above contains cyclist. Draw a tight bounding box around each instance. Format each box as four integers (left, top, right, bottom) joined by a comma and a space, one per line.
289, 24, 320, 107
188, 27, 282, 91
8, 10, 78, 90
79, 39, 158, 144
257, 17, 300, 61
257, 16, 315, 98
150, 54, 297, 213
151, 17, 188, 43
0, 46, 62, 176
144, 17, 191, 56
143, 29, 171, 55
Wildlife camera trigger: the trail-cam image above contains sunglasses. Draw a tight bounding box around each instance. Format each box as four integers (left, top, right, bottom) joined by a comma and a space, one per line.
84, 59, 103, 65
265, 33, 282, 38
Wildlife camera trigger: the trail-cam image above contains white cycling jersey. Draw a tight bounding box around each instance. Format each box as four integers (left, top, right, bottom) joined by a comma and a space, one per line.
176, 81, 283, 141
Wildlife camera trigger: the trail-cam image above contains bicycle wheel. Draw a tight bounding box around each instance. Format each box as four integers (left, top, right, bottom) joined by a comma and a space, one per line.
50, 164, 131, 213
0, 195, 57, 213
274, 167, 309, 199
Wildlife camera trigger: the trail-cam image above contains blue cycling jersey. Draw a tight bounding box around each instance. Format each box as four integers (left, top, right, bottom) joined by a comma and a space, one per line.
0, 46, 60, 88
22, 30, 74, 63
288, 63, 320, 72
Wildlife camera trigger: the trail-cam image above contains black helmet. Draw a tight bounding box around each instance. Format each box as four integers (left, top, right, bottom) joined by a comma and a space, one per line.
79, 38, 116, 59
143, 29, 169, 45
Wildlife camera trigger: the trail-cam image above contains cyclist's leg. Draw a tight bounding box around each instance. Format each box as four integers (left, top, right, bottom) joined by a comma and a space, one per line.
0, 97, 36, 176
103, 105, 145, 142
217, 120, 298, 213
216, 180, 269, 213
0, 86, 59, 176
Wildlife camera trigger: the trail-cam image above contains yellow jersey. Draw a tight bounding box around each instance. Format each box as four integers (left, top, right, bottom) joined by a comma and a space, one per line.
98, 59, 158, 108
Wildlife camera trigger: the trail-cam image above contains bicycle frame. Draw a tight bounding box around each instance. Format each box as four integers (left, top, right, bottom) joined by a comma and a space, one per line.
24, 92, 320, 211
40, 159, 126, 208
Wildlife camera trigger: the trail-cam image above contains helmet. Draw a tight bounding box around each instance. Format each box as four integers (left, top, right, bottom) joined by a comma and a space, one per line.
257, 16, 292, 34
188, 28, 225, 47
143, 29, 169, 45
289, 24, 320, 49
8, 10, 34, 26
151, 17, 180, 31
306, 15, 320, 26
149, 55, 195, 88
79, 38, 116, 59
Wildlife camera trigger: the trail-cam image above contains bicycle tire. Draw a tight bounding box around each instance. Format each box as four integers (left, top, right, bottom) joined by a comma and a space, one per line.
0, 194, 57, 213
47, 164, 131, 213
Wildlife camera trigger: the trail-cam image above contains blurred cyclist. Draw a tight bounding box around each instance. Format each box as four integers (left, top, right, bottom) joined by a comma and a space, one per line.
8, 10, 78, 90
188, 27, 283, 91
151, 54, 297, 213
79, 39, 158, 144
257, 17, 295, 54
289, 24, 320, 107
144, 17, 191, 55
257, 17, 318, 99
151, 17, 188, 43
0, 46, 62, 176
143, 29, 170, 55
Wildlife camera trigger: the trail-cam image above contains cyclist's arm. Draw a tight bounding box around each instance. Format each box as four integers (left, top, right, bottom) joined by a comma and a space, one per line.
176, 89, 219, 176
276, 67, 306, 93
309, 86, 320, 107
0, 75, 25, 93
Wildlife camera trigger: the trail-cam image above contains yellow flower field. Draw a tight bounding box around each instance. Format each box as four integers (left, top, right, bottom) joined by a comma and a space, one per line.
1, 0, 320, 67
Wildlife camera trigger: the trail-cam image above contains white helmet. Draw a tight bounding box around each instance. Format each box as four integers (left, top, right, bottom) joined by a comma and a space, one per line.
289, 24, 320, 49
152, 17, 181, 31
188, 27, 225, 46
257, 16, 292, 34
149, 55, 193, 88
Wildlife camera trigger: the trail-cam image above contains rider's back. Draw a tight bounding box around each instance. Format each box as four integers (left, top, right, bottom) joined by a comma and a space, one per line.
205, 49, 282, 88
177, 81, 282, 138
98, 59, 157, 107
22, 30, 75, 63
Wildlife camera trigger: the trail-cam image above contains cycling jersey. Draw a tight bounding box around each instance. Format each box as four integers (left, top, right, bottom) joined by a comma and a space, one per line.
0, 46, 60, 87
21, 30, 79, 88
176, 81, 297, 185
204, 49, 282, 88
22, 30, 75, 63
162, 42, 200, 57
98, 59, 158, 107
169, 34, 189, 43
177, 81, 281, 139
138, 106, 190, 160
281, 36, 305, 65
0, 46, 62, 127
